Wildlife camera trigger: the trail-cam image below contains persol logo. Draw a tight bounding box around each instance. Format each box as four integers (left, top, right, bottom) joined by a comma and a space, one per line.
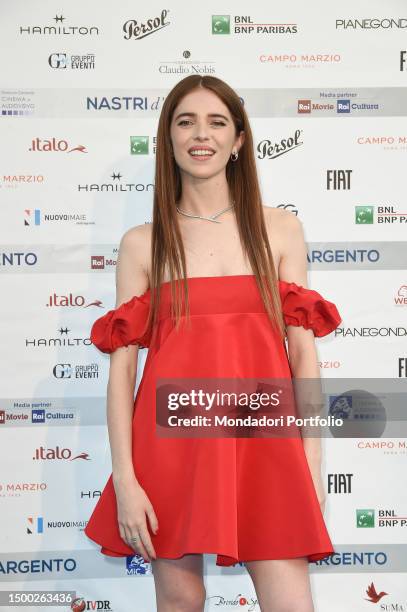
257, 129, 303, 160
123, 10, 170, 40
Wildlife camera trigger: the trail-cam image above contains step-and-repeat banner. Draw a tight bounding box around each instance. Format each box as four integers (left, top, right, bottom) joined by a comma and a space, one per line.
1, 1, 407, 610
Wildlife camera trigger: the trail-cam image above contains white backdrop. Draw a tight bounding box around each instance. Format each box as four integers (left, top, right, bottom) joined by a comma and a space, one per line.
1, 1, 407, 610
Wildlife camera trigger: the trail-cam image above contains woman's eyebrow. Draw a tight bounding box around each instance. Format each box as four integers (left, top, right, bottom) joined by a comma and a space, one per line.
174, 112, 229, 122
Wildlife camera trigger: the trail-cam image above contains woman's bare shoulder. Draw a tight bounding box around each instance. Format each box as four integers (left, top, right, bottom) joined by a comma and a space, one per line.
117, 222, 152, 286
263, 205, 303, 238
120, 222, 152, 253
262, 204, 298, 225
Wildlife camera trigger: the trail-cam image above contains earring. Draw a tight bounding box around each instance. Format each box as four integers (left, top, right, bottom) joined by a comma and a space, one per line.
231, 150, 238, 162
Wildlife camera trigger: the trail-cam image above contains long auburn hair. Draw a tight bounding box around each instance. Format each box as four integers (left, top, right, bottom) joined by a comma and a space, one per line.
144, 74, 286, 342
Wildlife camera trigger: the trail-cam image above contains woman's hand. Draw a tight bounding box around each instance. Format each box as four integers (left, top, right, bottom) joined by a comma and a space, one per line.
114, 477, 159, 561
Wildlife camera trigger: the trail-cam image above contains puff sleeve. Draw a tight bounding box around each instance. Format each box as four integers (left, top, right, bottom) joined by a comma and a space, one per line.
90, 292, 152, 353
278, 280, 342, 337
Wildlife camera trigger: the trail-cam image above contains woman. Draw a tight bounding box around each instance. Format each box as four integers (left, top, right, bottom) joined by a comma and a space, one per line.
84, 75, 341, 611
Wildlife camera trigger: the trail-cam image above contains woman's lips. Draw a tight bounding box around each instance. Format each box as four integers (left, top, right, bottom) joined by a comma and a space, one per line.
188, 151, 215, 161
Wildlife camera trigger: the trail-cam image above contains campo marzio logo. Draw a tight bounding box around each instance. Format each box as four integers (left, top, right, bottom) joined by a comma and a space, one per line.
123, 9, 170, 40
19, 15, 99, 36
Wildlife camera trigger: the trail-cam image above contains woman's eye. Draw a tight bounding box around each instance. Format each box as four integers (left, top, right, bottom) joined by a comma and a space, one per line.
178, 120, 225, 126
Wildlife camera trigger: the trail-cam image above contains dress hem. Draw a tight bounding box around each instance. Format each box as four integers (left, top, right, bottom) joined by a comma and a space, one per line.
93, 542, 335, 567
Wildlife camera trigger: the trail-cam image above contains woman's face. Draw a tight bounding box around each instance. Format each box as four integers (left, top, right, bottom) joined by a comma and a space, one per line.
170, 87, 244, 180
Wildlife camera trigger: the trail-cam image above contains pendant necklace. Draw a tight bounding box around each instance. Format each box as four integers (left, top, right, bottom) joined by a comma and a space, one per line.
176, 201, 235, 224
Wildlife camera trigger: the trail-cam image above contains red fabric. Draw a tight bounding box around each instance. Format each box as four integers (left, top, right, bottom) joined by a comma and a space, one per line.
279, 280, 341, 337
84, 275, 342, 566
90, 289, 151, 351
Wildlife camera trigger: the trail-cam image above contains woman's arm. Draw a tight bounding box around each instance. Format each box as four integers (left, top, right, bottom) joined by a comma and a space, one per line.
277, 212, 326, 506
102, 225, 158, 560
107, 226, 150, 490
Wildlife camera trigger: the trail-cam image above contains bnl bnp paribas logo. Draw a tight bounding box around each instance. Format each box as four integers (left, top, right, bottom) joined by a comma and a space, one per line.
355, 206, 407, 224
211, 15, 298, 34
130, 136, 152, 155
357, 509, 407, 528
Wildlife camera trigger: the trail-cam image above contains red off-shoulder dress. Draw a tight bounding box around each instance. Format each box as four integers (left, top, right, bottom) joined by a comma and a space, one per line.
84, 275, 342, 566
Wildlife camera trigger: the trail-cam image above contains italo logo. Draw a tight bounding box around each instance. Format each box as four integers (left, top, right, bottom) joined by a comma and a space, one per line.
29, 138, 87, 153
46, 293, 103, 308
19, 15, 99, 36
211, 15, 298, 35
123, 10, 170, 40
32, 446, 90, 461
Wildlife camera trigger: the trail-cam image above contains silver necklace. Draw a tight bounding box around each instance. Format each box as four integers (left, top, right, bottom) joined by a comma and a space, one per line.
176, 201, 235, 223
